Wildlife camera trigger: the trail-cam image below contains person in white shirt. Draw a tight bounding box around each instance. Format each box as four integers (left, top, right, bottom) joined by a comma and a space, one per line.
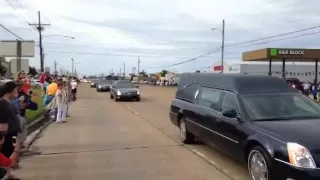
70, 77, 78, 101
302, 82, 311, 96
55, 82, 68, 123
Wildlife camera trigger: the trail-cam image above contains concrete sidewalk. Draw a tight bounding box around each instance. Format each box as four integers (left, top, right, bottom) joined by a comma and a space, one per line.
15, 84, 233, 180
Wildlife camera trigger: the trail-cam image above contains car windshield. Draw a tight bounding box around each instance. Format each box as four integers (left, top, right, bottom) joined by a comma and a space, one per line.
241, 93, 320, 121
115, 83, 135, 88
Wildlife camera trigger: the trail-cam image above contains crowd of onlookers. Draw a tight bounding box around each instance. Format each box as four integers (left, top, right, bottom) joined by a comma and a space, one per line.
0, 71, 78, 179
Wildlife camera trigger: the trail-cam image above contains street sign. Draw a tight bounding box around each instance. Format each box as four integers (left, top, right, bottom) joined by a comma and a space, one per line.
0, 41, 35, 57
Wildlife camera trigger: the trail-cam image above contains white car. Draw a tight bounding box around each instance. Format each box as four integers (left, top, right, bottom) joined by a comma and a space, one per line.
30, 79, 41, 88
0, 77, 12, 83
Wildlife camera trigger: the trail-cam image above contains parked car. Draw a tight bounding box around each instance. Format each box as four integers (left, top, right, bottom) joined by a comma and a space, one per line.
96, 80, 112, 92
285, 77, 303, 92
110, 81, 140, 101
30, 79, 41, 88
0, 77, 12, 83
169, 73, 320, 180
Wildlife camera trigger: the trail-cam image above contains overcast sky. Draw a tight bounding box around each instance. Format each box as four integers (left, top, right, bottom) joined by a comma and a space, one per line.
1, 0, 320, 75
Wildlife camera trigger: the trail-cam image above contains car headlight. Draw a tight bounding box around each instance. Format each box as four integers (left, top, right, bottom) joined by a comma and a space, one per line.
292, 85, 296, 88
98, 85, 101, 88
137, 90, 140, 95
287, 142, 316, 168
91, 83, 94, 85
117, 91, 122, 95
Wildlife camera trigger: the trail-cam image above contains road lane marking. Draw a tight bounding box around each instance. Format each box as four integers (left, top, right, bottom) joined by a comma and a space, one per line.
126, 106, 140, 115
121, 104, 238, 180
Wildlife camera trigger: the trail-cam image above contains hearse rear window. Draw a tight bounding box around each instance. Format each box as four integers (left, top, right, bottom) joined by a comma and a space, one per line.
197, 88, 222, 111
176, 83, 198, 101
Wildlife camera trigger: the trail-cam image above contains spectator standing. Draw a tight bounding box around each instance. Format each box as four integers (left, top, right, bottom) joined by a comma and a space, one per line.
39, 72, 46, 91
70, 77, 78, 101
45, 77, 58, 105
0, 82, 21, 180
46, 82, 68, 123
0, 116, 21, 180
311, 82, 318, 100
12, 82, 38, 147
16, 71, 30, 95
302, 81, 311, 96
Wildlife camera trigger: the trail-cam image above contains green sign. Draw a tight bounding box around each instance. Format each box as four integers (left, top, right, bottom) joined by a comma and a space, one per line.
269, 48, 304, 56
270, 48, 278, 56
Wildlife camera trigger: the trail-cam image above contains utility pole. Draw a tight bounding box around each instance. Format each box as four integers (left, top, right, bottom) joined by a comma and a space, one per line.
120, 67, 121, 76
54, 60, 57, 75
71, 58, 74, 77
16, 40, 22, 73
137, 56, 140, 79
29, 11, 50, 72
221, 19, 225, 73
123, 62, 125, 77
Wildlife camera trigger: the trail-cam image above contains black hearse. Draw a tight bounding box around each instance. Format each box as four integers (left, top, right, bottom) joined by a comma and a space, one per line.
169, 73, 320, 180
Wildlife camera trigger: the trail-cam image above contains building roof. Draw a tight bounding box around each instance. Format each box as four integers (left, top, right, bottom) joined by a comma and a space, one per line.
242, 48, 320, 62
179, 73, 297, 94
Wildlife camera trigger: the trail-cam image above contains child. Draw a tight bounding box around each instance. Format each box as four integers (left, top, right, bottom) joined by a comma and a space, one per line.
46, 82, 68, 123
55, 82, 68, 123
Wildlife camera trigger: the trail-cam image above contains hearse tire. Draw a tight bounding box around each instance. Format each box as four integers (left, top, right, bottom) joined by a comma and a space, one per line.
179, 118, 195, 144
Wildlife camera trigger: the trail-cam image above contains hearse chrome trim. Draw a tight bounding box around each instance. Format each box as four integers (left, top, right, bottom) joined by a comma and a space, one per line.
185, 118, 239, 144
274, 158, 320, 169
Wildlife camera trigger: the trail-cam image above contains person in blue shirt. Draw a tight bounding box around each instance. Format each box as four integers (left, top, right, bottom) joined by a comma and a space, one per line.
311, 81, 318, 100
10, 81, 38, 169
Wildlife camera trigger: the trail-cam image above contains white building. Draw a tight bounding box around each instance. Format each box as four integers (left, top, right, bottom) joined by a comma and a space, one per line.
205, 61, 320, 82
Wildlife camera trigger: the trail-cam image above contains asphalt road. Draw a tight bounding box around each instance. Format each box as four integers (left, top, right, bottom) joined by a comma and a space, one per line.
16, 84, 249, 180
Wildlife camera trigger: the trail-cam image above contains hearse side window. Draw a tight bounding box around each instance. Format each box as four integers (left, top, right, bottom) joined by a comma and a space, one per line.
176, 83, 199, 101
197, 88, 222, 111
221, 92, 239, 113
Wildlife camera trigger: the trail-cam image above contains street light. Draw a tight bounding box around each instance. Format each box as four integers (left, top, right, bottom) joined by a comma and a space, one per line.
39, 34, 75, 73
42, 34, 75, 39
212, 19, 225, 73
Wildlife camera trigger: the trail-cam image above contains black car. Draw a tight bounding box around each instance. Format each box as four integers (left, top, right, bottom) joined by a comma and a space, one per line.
169, 73, 320, 180
96, 80, 112, 92
110, 81, 140, 101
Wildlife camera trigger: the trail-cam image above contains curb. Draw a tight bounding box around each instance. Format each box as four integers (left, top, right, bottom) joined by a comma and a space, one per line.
25, 116, 53, 149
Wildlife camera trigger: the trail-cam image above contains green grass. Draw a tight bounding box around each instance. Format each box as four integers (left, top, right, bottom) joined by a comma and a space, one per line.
25, 88, 45, 122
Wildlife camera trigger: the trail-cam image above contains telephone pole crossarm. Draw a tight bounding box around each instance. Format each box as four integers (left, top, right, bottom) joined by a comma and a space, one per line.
29, 11, 51, 72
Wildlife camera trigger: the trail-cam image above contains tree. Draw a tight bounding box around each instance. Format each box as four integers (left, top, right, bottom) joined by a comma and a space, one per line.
29, 66, 38, 76
160, 69, 168, 77
139, 70, 148, 77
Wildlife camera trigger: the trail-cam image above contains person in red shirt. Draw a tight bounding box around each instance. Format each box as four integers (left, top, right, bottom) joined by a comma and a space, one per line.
0, 109, 20, 179
16, 71, 30, 95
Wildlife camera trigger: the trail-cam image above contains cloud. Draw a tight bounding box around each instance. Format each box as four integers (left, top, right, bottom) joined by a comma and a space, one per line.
0, 0, 320, 75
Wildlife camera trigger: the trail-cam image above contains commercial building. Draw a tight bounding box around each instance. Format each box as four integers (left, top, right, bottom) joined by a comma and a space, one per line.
205, 48, 320, 82
209, 63, 320, 82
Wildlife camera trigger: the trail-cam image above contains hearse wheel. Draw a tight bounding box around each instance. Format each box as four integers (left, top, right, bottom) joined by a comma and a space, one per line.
179, 118, 195, 144
248, 146, 274, 180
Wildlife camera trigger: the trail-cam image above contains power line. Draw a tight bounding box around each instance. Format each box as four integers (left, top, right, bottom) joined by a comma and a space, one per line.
225, 25, 320, 47
226, 31, 320, 50
0, 24, 23, 40
43, 42, 208, 57
43, 25, 320, 58
44, 30, 320, 68
145, 27, 320, 69
145, 47, 221, 68
4, 0, 32, 25
44, 49, 215, 59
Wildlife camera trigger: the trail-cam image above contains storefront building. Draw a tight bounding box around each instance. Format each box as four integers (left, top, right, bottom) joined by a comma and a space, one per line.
242, 48, 320, 82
